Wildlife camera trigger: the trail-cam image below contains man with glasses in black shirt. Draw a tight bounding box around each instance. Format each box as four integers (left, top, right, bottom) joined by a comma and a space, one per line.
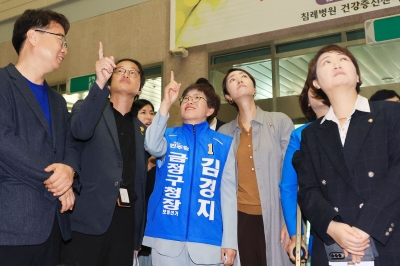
60, 43, 148, 266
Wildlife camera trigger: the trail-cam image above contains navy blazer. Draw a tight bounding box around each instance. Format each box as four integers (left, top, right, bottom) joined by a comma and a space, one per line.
297, 101, 400, 265
0, 64, 78, 245
69, 84, 148, 250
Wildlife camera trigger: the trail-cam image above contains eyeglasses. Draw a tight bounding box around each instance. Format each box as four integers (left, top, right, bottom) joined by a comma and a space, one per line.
113, 67, 140, 78
35, 29, 67, 49
179, 95, 207, 104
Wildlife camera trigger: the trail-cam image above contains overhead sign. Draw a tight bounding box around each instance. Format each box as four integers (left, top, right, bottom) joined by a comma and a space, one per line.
365, 14, 400, 45
170, 0, 400, 50
67, 74, 96, 94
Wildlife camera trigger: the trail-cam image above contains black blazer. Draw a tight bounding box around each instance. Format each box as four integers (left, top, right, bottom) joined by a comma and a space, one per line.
69, 84, 148, 250
215, 119, 226, 131
0, 64, 78, 245
296, 101, 400, 265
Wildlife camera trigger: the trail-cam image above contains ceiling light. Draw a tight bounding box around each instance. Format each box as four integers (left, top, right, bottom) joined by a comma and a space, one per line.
381, 77, 394, 83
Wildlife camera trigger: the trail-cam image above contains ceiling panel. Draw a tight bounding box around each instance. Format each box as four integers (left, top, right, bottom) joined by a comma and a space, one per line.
279, 51, 314, 96
140, 77, 162, 112
349, 43, 400, 85
380, 42, 400, 73
349, 46, 392, 85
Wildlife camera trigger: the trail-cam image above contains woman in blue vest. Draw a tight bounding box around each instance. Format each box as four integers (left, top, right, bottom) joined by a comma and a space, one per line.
279, 85, 329, 262
142, 71, 237, 266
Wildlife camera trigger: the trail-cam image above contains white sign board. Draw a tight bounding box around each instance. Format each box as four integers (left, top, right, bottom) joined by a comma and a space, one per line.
170, 0, 400, 50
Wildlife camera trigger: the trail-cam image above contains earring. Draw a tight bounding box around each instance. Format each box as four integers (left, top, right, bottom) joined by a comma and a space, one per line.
228, 99, 233, 104
253, 93, 257, 97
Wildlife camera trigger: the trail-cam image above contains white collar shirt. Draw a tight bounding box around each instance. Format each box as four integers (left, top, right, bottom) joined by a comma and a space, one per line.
209, 117, 217, 131
321, 95, 370, 146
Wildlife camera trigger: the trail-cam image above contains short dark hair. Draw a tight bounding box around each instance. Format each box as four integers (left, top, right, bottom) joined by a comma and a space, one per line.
222, 68, 256, 110
370, 89, 400, 101
181, 83, 221, 121
306, 44, 362, 102
195, 78, 217, 122
132, 99, 154, 112
108, 58, 146, 92
12, 9, 70, 55
298, 85, 330, 122
195, 78, 215, 91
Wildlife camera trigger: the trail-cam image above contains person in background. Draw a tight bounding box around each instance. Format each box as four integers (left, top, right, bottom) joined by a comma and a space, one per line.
0, 9, 79, 266
219, 68, 294, 266
60, 43, 148, 266
369, 89, 400, 102
196, 78, 226, 130
134, 99, 155, 128
133, 99, 156, 266
296, 44, 400, 265
279, 85, 330, 262
143, 72, 237, 266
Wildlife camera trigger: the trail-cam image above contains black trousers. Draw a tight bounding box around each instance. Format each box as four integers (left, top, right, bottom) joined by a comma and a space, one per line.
0, 213, 62, 266
238, 211, 267, 266
60, 205, 135, 266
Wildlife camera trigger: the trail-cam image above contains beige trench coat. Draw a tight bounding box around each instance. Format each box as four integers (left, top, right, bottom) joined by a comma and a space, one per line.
219, 106, 294, 266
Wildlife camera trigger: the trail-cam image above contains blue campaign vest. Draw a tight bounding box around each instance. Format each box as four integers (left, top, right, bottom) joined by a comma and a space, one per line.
145, 121, 233, 246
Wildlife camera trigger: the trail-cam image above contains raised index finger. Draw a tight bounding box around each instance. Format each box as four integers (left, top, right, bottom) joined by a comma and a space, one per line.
170, 71, 174, 82
98, 42, 104, 60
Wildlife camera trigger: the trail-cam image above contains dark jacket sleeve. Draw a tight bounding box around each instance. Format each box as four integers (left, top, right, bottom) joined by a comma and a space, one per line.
62, 114, 83, 192
70, 83, 110, 140
297, 129, 338, 245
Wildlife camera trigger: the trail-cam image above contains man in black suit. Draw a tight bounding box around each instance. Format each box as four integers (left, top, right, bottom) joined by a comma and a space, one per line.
60, 43, 148, 266
296, 44, 400, 265
0, 9, 78, 266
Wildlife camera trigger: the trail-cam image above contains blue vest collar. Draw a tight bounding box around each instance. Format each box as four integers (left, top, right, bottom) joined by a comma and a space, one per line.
182, 120, 209, 135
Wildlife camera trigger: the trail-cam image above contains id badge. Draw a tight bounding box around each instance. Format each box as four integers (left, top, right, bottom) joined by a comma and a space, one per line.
117, 188, 131, 208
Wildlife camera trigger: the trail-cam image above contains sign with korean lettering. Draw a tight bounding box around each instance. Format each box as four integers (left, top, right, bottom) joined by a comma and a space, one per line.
197, 158, 220, 220
170, 0, 400, 50
163, 151, 188, 216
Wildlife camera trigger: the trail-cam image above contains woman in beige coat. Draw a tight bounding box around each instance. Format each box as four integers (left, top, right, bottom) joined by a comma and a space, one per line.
218, 68, 294, 266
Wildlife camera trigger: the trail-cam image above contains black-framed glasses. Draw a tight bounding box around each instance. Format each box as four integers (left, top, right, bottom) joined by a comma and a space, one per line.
179, 95, 207, 104
113, 67, 140, 78
35, 29, 67, 49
